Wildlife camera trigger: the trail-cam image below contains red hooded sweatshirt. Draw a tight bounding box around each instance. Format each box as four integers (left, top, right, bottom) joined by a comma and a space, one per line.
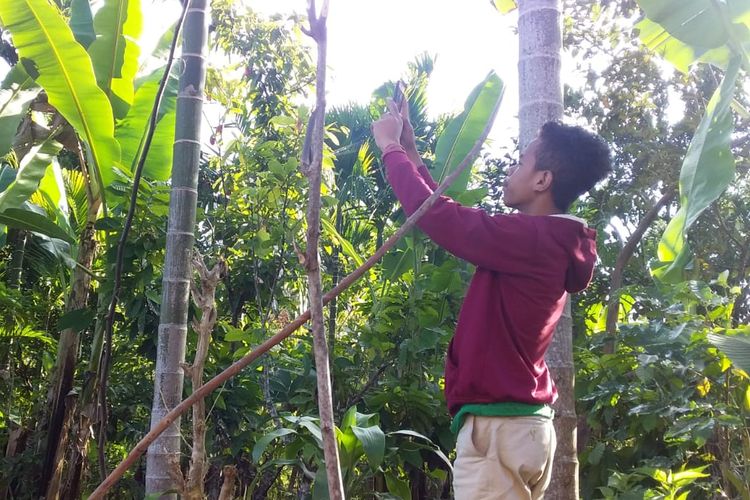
383, 150, 598, 416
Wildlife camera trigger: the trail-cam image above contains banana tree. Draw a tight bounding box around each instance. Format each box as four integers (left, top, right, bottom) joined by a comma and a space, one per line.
0, 0, 177, 495
636, 0, 749, 283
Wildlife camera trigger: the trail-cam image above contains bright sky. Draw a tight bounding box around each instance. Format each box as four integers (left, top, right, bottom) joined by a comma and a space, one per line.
142, 0, 521, 149
254, 0, 520, 146
0, 0, 520, 152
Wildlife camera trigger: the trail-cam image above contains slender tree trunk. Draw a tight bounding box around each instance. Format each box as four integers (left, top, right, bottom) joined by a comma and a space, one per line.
300, 2, 344, 498
183, 253, 224, 499
145, 2, 209, 496
518, 1, 575, 497
61, 291, 109, 500
41, 196, 101, 499
604, 189, 675, 351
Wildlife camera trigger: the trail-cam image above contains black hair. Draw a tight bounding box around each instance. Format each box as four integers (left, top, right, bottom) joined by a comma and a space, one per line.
534, 121, 612, 212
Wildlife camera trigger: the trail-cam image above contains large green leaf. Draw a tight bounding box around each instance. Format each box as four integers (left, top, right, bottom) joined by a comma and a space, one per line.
652, 57, 740, 282
0, 136, 62, 211
636, 0, 750, 72
0, 86, 39, 156
88, 0, 144, 119
70, 0, 96, 48
0, 207, 75, 244
433, 71, 504, 195
36, 158, 69, 215
384, 473, 412, 500
0, 0, 122, 192
251, 428, 297, 463
351, 425, 385, 469
707, 332, 750, 373
0, 165, 15, 192
1, 65, 37, 91
114, 67, 177, 180
321, 215, 364, 267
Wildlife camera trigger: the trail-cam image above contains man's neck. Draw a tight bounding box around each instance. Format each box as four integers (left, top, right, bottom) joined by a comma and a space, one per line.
517, 198, 561, 216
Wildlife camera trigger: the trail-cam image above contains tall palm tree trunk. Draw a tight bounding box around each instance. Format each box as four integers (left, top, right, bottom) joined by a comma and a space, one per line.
145, 1, 208, 496
518, 1, 578, 498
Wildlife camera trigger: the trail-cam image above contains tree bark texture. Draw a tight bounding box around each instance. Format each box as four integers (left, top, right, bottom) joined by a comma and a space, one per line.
300, 2, 345, 498
42, 197, 101, 499
518, 1, 575, 498
217, 465, 237, 500
183, 253, 224, 499
145, 1, 208, 496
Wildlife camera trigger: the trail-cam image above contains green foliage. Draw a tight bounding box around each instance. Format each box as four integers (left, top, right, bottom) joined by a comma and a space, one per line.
433, 71, 504, 194
68, 0, 95, 48
636, 0, 750, 73
0, 136, 62, 212
0, 0, 122, 192
578, 278, 750, 498
87, 0, 143, 119
0, 207, 74, 243
653, 57, 741, 282
0, 86, 38, 157
637, 0, 750, 282
115, 67, 177, 180
0, 1, 747, 498
708, 330, 750, 374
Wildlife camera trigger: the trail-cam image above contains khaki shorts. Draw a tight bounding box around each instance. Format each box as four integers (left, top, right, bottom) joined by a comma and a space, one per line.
453, 415, 556, 499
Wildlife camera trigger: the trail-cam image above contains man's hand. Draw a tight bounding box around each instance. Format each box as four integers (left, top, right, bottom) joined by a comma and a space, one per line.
372, 98, 403, 153
399, 98, 418, 154
398, 99, 424, 166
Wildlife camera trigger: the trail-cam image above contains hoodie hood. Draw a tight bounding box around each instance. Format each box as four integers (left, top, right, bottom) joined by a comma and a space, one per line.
546, 215, 597, 293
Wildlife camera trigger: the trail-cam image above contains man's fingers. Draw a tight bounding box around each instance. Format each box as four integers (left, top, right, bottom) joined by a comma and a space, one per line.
400, 98, 410, 120
386, 97, 400, 117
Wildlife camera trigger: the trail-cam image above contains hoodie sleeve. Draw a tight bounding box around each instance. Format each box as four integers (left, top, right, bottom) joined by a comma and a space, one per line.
384, 149, 537, 272
564, 227, 598, 293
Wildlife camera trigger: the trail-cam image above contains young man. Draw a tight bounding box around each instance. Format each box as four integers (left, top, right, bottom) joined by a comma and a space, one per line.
372, 99, 611, 499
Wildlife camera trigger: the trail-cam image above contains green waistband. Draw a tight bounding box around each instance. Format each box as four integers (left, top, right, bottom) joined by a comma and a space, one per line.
450, 403, 554, 434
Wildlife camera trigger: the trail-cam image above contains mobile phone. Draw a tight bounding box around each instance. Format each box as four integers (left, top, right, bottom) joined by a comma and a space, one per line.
392, 80, 406, 109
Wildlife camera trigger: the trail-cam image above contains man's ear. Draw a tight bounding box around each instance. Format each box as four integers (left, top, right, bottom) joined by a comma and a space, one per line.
534, 170, 553, 193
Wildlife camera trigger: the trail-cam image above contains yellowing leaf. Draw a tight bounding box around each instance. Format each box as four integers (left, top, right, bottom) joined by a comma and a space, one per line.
696, 377, 711, 397
493, 0, 517, 14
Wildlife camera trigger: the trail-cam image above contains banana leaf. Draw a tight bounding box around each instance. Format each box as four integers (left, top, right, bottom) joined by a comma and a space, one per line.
708, 331, 750, 374
0, 135, 62, 211
636, 0, 750, 72
0, 0, 122, 193
88, 0, 144, 119
0, 207, 74, 244
432, 71, 504, 196
70, 0, 96, 48
652, 57, 740, 282
0, 86, 39, 157
114, 66, 177, 180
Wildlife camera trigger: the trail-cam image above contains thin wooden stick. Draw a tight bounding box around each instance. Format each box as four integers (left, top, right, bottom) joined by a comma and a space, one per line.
88, 79, 502, 500
299, 1, 344, 498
